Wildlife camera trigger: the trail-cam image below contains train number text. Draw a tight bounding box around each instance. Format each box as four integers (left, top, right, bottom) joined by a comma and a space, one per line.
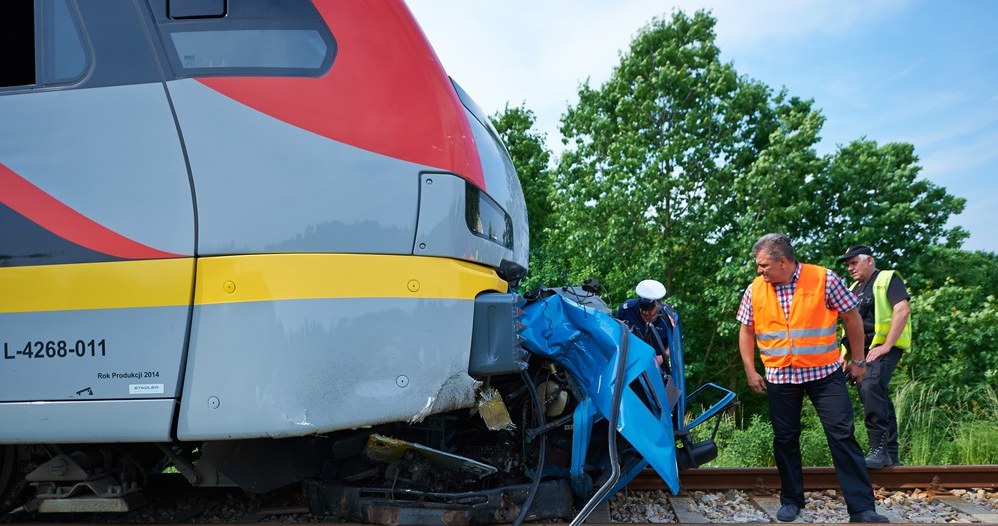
3, 339, 107, 360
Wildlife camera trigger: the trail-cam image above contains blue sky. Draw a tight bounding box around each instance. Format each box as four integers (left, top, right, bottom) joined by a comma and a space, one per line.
407, 0, 998, 253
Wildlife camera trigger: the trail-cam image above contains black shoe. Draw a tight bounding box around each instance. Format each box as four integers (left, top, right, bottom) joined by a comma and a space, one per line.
865, 444, 891, 469
850, 510, 890, 523
777, 504, 800, 522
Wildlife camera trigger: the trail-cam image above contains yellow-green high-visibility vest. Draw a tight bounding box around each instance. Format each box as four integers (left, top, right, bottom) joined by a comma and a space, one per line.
851, 270, 912, 351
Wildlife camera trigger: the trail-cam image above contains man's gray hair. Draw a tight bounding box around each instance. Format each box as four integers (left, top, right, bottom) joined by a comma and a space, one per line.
753, 233, 797, 263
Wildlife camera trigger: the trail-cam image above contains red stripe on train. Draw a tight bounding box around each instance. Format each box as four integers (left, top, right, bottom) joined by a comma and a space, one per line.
196, 0, 485, 189
0, 163, 183, 260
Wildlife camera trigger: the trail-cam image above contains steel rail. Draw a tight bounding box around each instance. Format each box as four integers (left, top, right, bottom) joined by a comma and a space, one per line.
631, 465, 998, 491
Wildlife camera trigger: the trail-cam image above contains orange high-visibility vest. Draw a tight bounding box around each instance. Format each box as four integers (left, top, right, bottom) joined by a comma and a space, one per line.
751, 263, 840, 368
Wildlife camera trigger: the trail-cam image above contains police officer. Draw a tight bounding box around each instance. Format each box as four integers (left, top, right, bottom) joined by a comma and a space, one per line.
837, 245, 912, 468
617, 279, 673, 371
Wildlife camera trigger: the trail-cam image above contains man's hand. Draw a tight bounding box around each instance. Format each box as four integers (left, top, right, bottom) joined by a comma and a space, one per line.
866, 344, 890, 363
739, 323, 766, 393
745, 369, 766, 393
847, 362, 867, 383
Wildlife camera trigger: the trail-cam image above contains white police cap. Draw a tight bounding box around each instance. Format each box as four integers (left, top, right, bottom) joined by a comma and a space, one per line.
635, 279, 666, 301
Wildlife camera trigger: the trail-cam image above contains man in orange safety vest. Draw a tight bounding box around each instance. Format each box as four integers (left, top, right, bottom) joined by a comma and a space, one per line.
735, 233, 887, 523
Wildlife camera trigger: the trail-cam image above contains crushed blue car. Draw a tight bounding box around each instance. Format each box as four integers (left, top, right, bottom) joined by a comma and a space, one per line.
518, 286, 735, 521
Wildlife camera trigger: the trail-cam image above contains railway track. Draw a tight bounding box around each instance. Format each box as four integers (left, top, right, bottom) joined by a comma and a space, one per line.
632, 465, 998, 491
0, 466, 994, 525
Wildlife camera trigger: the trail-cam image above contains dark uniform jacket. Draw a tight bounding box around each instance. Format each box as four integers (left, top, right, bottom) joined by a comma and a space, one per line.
616, 299, 674, 367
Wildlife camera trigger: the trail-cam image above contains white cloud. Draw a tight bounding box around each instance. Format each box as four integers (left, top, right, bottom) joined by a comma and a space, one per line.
919, 128, 998, 182
708, 0, 911, 50
895, 103, 997, 148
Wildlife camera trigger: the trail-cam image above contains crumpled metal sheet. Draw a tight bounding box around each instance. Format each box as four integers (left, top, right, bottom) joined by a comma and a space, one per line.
518, 292, 682, 494
476, 386, 515, 431
408, 374, 481, 424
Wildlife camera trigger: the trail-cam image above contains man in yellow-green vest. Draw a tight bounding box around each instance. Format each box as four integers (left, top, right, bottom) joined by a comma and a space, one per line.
837, 245, 912, 469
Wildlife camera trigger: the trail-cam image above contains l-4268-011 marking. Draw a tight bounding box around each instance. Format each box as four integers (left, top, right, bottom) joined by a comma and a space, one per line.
4, 339, 107, 359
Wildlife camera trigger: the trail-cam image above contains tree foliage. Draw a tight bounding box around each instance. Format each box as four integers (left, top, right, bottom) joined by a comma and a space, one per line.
805, 139, 967, 269
908, 245, 998, 296
552, 11, 775, 303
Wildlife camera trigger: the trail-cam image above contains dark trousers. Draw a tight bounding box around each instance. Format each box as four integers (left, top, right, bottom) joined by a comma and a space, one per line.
859, 348, 902, 461
767, 370, 875, 515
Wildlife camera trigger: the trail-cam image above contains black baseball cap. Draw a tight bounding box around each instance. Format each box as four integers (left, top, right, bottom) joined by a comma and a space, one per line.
836, 245, 873, 262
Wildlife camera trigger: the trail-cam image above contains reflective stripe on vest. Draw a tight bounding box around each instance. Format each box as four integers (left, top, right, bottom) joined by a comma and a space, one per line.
756, 326, 837, 341
760, 342, 840, 357
751, 264, 840, 368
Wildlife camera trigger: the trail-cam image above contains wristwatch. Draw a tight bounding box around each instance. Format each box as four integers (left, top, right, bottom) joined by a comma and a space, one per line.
850, 359, 866, 367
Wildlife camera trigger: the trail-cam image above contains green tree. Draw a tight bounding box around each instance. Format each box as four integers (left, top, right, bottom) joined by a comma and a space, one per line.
548, 10, 822, 404
908, 245, 998, 296
804, 139, 967, 269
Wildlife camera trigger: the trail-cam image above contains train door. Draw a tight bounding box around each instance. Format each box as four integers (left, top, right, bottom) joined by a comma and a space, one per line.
0, 0, 195, 441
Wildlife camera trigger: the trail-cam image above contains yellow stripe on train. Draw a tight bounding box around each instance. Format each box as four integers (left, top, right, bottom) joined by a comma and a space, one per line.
0, 259, 194, 313
0, 255, 507, 313
194, 254, 507, 304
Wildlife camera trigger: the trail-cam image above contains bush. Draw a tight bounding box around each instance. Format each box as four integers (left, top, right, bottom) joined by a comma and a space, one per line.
903, 286, 998, 399
712, 413, 774, 467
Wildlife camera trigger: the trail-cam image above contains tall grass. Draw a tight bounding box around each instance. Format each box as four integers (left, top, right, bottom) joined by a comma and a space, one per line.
895, 381, 998, 465
698, 381, 997, 466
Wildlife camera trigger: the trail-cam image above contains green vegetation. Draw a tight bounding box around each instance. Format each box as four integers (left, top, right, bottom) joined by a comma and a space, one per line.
901, 287, 998, 397
895, 382, 998, 465
709, 406, 851, 468
700, 383, 998, 467
490, 9, 997, 466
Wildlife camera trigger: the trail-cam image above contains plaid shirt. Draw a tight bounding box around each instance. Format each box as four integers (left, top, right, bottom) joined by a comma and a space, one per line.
736, 263, 858, 384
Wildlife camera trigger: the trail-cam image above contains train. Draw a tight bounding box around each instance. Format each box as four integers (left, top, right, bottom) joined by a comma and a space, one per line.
0, 0, 734, 523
